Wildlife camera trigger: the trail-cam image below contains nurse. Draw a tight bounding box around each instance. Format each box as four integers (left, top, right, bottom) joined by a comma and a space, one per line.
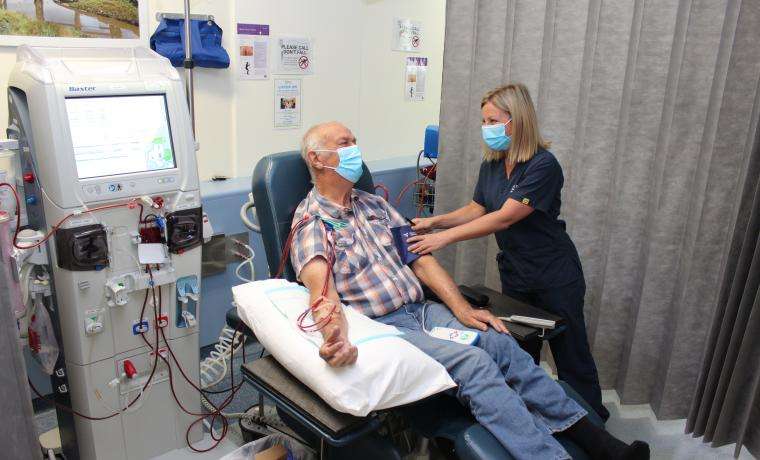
408, 83, 609, 421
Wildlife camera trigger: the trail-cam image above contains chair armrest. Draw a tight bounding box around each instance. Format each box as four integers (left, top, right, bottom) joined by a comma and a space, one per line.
226, 307, 257, 340
472, 285, 564, 326
421, 285, 539, 341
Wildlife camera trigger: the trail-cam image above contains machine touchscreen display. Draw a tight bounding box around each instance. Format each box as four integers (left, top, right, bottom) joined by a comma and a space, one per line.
66, 94, 177, 179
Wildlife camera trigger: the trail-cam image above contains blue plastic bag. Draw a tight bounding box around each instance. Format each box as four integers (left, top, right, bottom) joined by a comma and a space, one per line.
150, 18, 230, 69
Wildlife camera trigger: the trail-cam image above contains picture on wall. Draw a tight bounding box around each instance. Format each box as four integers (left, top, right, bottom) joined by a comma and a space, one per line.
0, 0, 146, 45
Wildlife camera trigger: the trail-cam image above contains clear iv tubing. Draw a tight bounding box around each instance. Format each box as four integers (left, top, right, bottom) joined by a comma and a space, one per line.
0, 212, 24, 318
0, 182, 139, 250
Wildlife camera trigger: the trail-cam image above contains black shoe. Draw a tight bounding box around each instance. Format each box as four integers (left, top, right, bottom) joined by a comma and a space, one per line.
622, 441, 650, 460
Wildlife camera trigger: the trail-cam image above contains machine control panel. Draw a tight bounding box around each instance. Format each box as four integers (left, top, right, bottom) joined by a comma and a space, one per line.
81, 174, 180, 202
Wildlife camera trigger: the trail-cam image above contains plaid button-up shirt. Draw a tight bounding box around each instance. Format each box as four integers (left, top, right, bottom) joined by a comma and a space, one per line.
289, 188, 424, 318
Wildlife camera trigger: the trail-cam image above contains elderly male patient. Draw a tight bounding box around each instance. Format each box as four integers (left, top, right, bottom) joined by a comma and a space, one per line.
289, 122, 649, 460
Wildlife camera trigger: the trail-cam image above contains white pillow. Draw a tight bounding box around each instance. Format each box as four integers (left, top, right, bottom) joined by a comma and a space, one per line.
233, 279, 456, 416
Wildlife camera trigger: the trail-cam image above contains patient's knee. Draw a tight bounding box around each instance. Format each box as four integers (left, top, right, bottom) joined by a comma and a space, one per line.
481, 328, 520, 353
455, 346, 500, 380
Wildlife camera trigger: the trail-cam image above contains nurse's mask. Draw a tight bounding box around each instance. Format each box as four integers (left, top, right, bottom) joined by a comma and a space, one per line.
482, 119, 512, 151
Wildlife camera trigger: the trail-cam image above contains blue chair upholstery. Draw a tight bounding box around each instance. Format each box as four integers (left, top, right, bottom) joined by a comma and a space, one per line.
233, 151, 600, 459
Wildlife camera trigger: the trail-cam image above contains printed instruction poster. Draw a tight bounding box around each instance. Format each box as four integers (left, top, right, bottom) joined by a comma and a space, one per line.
393, 18, 423, 52
237, 23, 270, 80
405, 57, 428, 101
274, 79, 302, 129
276, 37, 313, 75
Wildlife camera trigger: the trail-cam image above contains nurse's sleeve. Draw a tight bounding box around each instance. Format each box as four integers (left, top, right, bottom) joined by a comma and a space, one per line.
472, 162, 488, 206
508, 156, 562, 213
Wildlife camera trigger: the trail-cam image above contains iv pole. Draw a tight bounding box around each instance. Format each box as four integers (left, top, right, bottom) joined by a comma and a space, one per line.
183, 0, 195, 137
157, 5, 216, 137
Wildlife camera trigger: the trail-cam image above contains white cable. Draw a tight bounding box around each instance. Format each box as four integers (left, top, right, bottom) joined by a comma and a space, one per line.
19, 262, 33, 307
95, 379, 153, 415
420, 302, 432, 334
233, 242, 255, 283
199, 325, 245, 389
241, 243, 255, 279
235, 256, 255, 283
200, 394, 286, 427
201, 395, 248, 419
240, 194, 261, 232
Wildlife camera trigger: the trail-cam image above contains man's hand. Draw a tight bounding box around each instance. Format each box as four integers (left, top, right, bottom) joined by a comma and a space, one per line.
452, 305, 510, 334
318, 327, 358, 367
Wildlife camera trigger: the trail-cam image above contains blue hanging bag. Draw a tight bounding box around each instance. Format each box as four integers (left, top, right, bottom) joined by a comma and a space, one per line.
150, 18, 230, 69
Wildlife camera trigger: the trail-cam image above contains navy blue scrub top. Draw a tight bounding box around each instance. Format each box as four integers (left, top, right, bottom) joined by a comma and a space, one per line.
473, 148, 582, 292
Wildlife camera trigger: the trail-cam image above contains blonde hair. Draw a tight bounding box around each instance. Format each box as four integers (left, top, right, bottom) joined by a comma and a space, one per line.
481, 83, 550, 163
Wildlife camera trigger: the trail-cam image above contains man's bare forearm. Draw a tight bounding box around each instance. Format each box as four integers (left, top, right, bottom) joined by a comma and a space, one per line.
411, 255, 470, 314
411, 255, 510, 334
300, 257, 348, 339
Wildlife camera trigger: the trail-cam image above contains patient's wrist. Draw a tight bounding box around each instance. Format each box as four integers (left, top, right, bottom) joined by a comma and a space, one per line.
449, 301, 472, 316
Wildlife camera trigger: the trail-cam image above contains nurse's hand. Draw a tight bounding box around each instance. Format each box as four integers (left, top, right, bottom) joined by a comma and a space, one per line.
453, 306, 510, 334
407, 231, 451, 255
411, 217, 436, 234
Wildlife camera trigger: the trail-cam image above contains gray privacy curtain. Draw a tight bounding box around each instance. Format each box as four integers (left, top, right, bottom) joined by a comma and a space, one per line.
686, 115, 760, 455
435, 0, 760, 420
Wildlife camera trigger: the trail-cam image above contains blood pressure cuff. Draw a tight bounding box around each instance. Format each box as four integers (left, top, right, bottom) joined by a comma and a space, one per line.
391, 225, 421, 266
150, 18, 230, 68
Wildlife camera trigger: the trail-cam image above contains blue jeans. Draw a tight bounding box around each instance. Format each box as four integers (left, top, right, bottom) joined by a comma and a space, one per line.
503, 278, 609, 421
375, 302, 586, 460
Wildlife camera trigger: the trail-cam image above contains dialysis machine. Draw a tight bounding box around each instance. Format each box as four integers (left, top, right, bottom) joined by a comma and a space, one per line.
4, 46, 204, 459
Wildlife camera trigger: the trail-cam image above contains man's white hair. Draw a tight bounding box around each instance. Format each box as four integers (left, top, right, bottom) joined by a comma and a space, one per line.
301, 122, 339, 181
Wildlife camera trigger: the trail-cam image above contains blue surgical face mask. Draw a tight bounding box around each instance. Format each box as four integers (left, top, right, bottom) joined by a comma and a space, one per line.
315, 145, 364, 183
481, 119, 512, 151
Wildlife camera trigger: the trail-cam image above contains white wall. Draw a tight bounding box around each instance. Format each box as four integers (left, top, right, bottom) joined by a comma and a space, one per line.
0, 0, 445, 180
233, 0, 445, 177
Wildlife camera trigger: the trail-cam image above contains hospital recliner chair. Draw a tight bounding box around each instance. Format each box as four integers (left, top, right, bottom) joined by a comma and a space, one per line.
227, 151, 604, 459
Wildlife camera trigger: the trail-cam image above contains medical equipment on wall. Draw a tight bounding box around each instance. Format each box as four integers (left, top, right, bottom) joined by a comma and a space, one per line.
413, 125, 438, 216
4, 45, 213, 460
393, 125, 439, 217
